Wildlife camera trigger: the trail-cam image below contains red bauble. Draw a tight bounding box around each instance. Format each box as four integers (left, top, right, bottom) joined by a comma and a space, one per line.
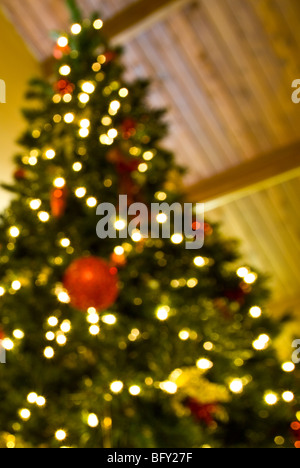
54, 79, 75, 96
121, 118, 137, 139
185, 397, 218, 427
53, 44, 71, 60
63, 257, 119, 311
13, 168, 27, 180
50, 187, 67, 218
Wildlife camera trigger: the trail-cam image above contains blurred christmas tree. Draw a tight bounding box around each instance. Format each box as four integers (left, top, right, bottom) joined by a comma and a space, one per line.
0, 0, 299, 448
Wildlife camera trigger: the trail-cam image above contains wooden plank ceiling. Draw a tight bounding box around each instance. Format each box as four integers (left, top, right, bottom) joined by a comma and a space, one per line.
1, 0, 300, 315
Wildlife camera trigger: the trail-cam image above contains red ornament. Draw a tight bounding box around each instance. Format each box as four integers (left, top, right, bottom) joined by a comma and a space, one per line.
103, 51, 117, 64
63, 257, 119, 311
54, 79, 75, 96
121, 118, 137, 140
185, 397, 218, 426
53, 44, 71, 60
50, 187, 67, 218
13, 168, 27, 180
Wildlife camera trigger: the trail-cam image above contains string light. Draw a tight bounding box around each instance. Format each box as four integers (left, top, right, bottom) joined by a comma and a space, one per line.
44, 347, 54, 359
107, 128, 118, 139
252, 334, 270, 350
159, 381, 177, 394
282, 391, 294, 402
57, 291, 70, 304
229, 378, 244, 394
55, 429, 67, 441
46, 331, 55, 341
11, 280, 21, 291
282, 361, 295, 372
129, 385, 141, 396
138, 163, 148, 173
110, 381, 123, 394
178, 329, 190, 341
45, 149, 56, 160
75, 187, 86, 198
71, 23, 82, 35
79, 128, 89, 138
143, 151, 154, 161
156, 306, 170, 321
19, 409, 31, 420
102, 314, 117, 325
48, 316, 58, 327
64, 113, 75, 123
89, 325, 100, 335
0, 286, 5, 296
236, 267, 249, 278
81, 82, 95, 94
114, 219, 126, 231
249, 306, 262, 318
196, 358, 213, 370
114, 246, 124, 256
72, 162, 82, 172
60, 320, 71, 333
57, 36, 68, 48
264, 392, 278, 405
244, 272, 258, 284
171, 233, 183, 244
53, 177, 66, 188
38, 211, 50, 223
30, 199, 41, 210
86, 197, 97, 208
13, 329, 24, 339
27, 392, 38, 404
131, 230, 142, 242
119, 88, 129, 98
93, 19, 103, 30
2, 338, 14, 350
156, 213, 168, 224
87, 413, 99, 428
59, 65, 71, 76
78, 93, 90, 104
9, 227, 20, 238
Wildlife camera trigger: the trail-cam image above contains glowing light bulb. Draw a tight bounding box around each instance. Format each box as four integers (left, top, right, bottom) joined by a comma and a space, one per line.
178, 330, 190, 341
80, 119, 90, 128
110, 381, 123, 394
45, 149, 56, 160
131, 230, 142, 242
87, 413, 99, 428
194, 256, 206, 267
57, 36, 68, 48
12, 280, 21, 291
102, 314, 116, 325
89, 325, 100, 335
64, 113, 75, 123
93, 19, 103, 30
249, 306, 262, 318
119, 88, 129, 98
79, 93, 90, 104
72, 162, 82, 172
109, 100, 120, 112
36, 396, 46, 407
59, 65, 71, 76
81, 82, 95, 94
156, 306, 170, 321
19, 409, 31, 420
129, 385, 141, 396
107, 128, 118, 139
46, 331, 55, 341
264, 392, 278, 405
282, 362, 295, 372
229, 378, 243, 394
79, 128, 89, 138
55, 429, 67, 441
27, 392, 38, 404
13, 329, 24, 339
282, 391, 294, 402
159, 381, 177, 394
171, 233, 183, 244
156, 213, 168, 224
196, 358, 213, 370
75, 187, 86, 198
143, 151, 154, 161
2, 338, 14, 350
58, 291, 70, 304
56, 333, 67, 345
244, 272, 258, 284
71, 23, 82, 35
53, 177, 66, 188
44, 347, 54, 359
114, 246, 124, 256
0, 287, 5, 296
29, 200, 42, 210
9, 227, 20, 238
48, 316, 58, 327
236, 267, 249, 278
138, 163, 148, 173
114, 219, 126, 231
86, 197, 97, 207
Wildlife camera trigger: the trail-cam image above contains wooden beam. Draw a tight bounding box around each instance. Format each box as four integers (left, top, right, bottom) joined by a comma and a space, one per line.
184, 141, 300, 211
102, 0, 189, 44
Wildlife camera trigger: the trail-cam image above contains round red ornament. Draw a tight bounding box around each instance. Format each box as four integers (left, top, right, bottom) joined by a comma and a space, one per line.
63, 257, 119, 311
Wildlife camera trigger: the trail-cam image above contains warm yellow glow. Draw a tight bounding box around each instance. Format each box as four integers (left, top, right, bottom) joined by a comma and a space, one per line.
236, 267, 249, 278
93, 19, 103, 30
71, 23, 82, 34
53, 94, 61, 104
178, 330, 190, 341
114, 246, 124, 256
203, 341, 214, 351
38, 211, 50, 223
229, 378, 243, 394
119, 88, 129, 98
114, 219, 126, 231
64, 113, 75, 123
171, 233, 183, 244
129, 385, 141, 396
57, 36, 68, 48
81, 82, 95, 94
102, 116, 112, 126
59, 65, 71, 76
87, 312, 100, 324
60, 320, 71, 333
72, 162, 82, 172
156, 213, 168, 224
110, 381, 124, 394
253, 334, 270, 351
138, 163, 148, 173
44, 347, 54, 359
63, 93, 72, 103
13, 329, 24, 339
79, 93, 90, 104
55, 429, 67, 441
89, 325, 100, 335
45, 149, 56, 160
282, 361, 295, 372
107, 128, 118, 139
196, 358, 213, 370
86, 197, 97, 208
19, 409, 31, 420
244, 272, 258, 284
48, 316, 58, 327
28, 156, 38, 166
88, 413, 99, 428
102, 314, 117, 325
282, 391, 294, 402
159, 381, 178, 394
0, 287, 5, 296
249, 306, 262, 318
131, 230, 142, 242
60, 238, 70, 248
155, 191, 167, 201
27, 392, 38, 404
264, 392, 278, 405
11, 280, 21, 291
2, 338, 14, 350
109, 100, 121, 112
194, 256, 206, 267
156, 306, 170, 321
58, 291, 70, 304
46, 331, 55, 341
9, 227, 20, 238
56, 332, 67, 345
36, 396, 46, 407
53, 177, 66, 188
187, 278, 198, 288
143, 151, 154, 161
79, 128, 89, 138
75, 187, 86, 198
30, 199, 42, 210
80, 119, 90, 128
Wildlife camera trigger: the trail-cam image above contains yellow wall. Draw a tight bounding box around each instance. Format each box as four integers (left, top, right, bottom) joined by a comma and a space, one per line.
0, 8, 40, 211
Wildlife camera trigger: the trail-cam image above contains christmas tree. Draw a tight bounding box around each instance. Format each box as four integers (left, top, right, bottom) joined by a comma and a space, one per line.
0, 1, 299, 448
